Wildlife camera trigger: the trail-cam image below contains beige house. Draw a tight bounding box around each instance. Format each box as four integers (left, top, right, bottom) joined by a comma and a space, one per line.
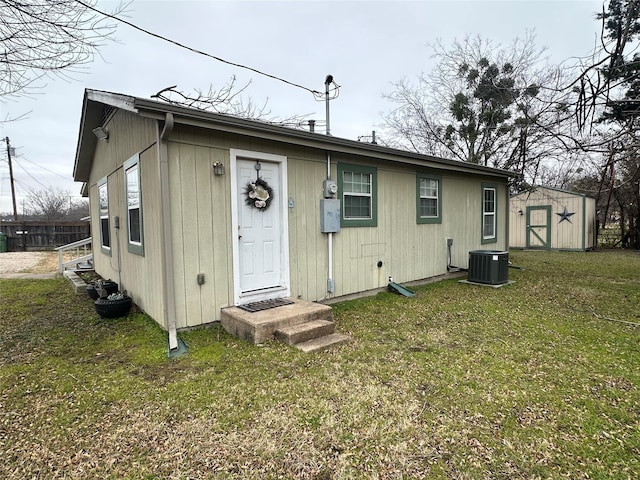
73, 89, 514, 348
509, 186, 596, 251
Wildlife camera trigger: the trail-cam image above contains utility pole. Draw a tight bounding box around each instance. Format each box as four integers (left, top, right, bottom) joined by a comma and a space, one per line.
5, 137, 18, 221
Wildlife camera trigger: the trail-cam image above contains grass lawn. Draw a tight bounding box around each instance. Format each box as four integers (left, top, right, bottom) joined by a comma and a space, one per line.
1, 250, 639, 479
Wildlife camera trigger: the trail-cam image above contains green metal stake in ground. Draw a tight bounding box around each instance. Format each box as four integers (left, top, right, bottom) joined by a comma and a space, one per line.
168, 337, 188, 358
387, 281, 416, 297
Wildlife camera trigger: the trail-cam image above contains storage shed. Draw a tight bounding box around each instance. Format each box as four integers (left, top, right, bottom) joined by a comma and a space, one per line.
509, 186, 596, 251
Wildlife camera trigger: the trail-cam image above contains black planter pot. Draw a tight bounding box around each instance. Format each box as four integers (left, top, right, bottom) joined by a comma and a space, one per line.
87, 281, 118, 300
94, 296, 132, 318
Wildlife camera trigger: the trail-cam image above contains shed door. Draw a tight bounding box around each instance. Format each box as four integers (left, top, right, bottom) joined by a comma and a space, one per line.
526, 206, 551, 249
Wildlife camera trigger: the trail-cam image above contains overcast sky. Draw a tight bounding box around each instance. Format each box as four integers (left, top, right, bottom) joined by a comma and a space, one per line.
0, 0, 603, 214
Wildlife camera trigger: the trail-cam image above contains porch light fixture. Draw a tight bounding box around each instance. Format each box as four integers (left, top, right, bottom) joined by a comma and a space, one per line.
518, 209, 524, 216
92, 126, 109, 142
213, 162, 225, 176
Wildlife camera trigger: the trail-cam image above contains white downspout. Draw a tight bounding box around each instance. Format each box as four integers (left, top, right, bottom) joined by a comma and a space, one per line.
157, 113, 178, 351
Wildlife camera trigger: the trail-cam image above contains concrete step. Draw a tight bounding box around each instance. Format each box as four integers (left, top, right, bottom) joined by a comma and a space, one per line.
295, 333, 351, 353
221, 299, 333, 344
274, 319, 335, 345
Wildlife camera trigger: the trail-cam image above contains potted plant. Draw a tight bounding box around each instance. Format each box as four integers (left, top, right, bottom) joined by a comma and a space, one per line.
86, 279, 118, 300
94, 291, 133, 318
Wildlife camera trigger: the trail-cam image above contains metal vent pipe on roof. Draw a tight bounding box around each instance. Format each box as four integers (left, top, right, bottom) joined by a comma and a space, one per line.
325, 74, 333, 136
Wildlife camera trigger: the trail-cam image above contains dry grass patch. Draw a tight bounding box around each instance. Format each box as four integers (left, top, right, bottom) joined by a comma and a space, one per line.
1, 250, 639, 479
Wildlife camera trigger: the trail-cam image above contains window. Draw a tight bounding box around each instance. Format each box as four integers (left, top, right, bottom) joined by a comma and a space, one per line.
124, 154, 144, 255
338, 163, 377, 227
98, 179, 110, 254
416, 174, 442, 224
482, 184, 497, 243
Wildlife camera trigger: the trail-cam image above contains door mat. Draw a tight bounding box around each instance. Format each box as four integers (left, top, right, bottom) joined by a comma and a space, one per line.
238, 298, 294, 313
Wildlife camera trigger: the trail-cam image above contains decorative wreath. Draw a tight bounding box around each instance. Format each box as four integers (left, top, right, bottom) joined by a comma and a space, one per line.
244, 177, 273, 211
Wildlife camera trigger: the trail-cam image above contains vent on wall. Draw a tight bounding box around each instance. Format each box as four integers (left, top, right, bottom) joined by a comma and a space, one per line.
468, 250, 509, 285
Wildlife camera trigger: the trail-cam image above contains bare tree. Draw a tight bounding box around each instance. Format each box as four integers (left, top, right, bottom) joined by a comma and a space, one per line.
571, 0, 640, 129
0, 0, 126, 98
24, 187, 75, 221
567, 1, 640, 248
151, 78, 313, 128
67, 197, 90, 221
381, 33, 581, 185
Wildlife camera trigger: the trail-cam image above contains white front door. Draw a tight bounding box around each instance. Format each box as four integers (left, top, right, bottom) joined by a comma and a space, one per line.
231, 150, 290, 305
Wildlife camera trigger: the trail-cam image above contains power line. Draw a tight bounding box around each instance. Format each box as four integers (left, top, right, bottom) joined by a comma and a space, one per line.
75, 0, 327, 98
19, 155, 74, 183
13, 158, 51, 191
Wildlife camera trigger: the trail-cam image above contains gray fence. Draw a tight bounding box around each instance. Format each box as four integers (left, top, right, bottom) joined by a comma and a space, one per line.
0, 221, 90, 251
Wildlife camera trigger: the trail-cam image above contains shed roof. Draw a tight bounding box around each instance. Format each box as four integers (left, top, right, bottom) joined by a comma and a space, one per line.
74, 89, 518, 183
511, 185, 595, 200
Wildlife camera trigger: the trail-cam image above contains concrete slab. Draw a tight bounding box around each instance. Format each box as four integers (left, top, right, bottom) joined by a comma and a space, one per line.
458, 280, 515, 288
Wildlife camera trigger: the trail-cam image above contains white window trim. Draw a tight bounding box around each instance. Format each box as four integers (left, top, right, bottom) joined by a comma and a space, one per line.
338, 163, 378, 227
344, 174, 372, 219
417, 174, 442, 224
482, 186, 497, 242
124, 154, 144, 256
97, 178, 111, 255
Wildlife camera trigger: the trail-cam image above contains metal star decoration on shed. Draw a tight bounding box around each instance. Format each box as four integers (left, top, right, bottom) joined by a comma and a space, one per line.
556, 206, 575, 223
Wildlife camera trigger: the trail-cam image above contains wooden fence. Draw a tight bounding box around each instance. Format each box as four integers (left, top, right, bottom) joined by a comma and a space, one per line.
0, 221, 90, 251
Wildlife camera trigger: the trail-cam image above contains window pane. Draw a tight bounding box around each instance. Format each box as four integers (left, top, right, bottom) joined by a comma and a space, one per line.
359, 173, 371, 194
126, 164, 142, 245
99, 182, 109, 248
343, 171, 354, 192
344, 171, 371, 194
129, 208, 141, 243
420, 198, 438, 217
420, 178, 437, 197
484, 188, 495, 213
344, 195, 371, 219
101, 217, 110, 247
126, 167, 140, 209
99, 184, 108, 214
483, 213, 495, 238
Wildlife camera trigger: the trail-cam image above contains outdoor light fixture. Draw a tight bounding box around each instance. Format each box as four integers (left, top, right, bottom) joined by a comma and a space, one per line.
518, 209, 524, 216
92, 126, 109, 142
213, 162, 225, 176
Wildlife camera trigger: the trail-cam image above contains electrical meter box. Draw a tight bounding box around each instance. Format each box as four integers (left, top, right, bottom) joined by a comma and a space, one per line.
323, 179, 338, 198
320, 199, 341, 233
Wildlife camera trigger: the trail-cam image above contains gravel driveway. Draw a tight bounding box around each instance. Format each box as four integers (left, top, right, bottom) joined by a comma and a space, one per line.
0, 251, 59, 277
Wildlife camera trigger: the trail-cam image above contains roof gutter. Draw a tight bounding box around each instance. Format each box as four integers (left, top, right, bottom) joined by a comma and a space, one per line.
157, 113, 179, 353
